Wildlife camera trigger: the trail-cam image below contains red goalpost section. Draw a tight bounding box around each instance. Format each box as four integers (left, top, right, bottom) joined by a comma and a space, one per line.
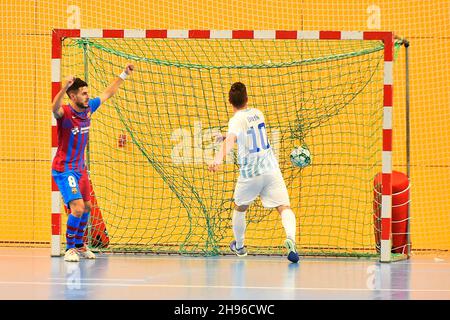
51, 29, 395, 262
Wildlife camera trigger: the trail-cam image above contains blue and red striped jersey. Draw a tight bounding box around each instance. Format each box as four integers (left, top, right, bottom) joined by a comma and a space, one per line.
52, 98, 101, 172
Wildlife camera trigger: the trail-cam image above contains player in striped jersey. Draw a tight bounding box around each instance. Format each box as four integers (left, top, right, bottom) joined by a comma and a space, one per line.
52, 64, 134, 262
208, 82, 299, 263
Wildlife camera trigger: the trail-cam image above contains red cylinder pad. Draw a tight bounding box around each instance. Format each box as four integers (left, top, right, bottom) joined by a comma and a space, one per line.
373, 171, 410, 254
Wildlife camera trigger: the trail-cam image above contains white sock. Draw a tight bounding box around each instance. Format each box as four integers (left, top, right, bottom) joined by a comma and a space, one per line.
233, 210, 246, 249
281, 209, 297, 242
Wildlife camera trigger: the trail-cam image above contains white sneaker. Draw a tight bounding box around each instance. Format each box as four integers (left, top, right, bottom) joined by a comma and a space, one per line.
76, 246, 96, 259
64, 248, 80, 262
230, 240, 248, 257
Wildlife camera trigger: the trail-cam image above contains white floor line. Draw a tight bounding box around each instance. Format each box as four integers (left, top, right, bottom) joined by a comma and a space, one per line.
0, 280, 450, 293
0, 253, 448, 265
69, 255, 450, 265
48, 277, 146, 282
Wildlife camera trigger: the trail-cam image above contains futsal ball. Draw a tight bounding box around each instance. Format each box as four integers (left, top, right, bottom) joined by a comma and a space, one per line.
290, 145, 312, 168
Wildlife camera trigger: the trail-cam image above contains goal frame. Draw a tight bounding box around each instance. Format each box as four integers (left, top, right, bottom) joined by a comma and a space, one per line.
51, 29, 396, 262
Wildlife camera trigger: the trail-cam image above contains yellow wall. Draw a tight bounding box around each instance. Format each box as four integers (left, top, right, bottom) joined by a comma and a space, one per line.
0, 0, 449, 251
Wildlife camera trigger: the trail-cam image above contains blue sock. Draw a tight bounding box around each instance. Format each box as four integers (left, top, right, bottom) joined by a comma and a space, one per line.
75, 212, 90, 248
66, 214, 82, 250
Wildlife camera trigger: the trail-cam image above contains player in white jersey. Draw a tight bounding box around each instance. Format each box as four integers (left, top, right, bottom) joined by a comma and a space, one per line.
208, 82, 299, 263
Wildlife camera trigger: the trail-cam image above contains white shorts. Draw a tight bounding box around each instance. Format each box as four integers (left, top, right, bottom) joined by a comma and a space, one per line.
233, 169, 290, 208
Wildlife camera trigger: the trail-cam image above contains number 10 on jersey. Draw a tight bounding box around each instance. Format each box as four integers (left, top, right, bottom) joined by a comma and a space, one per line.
247, 122, 270, 153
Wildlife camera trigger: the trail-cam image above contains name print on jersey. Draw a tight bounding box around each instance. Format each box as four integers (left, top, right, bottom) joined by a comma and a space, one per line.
247, 114, 260, 122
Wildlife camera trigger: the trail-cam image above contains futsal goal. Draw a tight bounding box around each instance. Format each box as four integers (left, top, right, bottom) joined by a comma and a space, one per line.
51, 29, 405, 262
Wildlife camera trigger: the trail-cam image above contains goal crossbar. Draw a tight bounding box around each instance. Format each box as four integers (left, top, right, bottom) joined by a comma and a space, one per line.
51, 29, 395, 262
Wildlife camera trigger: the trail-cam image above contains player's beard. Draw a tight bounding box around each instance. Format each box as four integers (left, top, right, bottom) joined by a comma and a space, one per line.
75, 101, 89, 109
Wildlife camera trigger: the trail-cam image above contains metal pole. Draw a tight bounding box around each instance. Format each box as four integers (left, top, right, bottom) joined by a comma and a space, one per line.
83, 41, 89, 165
404, 39, 410, 179
403, 38, 411, 257
82, 41, 92, 246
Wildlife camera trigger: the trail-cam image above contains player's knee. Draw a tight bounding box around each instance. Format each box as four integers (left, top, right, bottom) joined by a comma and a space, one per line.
235, 204, 249, 212
69, 201, 85, 217
277, 205, 290, 214
71, 207, 84, 218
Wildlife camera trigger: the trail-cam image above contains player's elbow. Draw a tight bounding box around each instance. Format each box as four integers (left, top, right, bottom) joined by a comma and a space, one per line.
99, 93, 111, 104
52, 106, 63, 119
52, 112, 62, 120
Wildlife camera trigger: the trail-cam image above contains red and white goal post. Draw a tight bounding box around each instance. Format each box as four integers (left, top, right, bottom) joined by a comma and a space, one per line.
51, 29, 399, 262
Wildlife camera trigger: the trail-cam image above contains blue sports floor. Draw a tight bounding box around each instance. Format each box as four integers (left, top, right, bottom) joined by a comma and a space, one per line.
0, 248, 448, 300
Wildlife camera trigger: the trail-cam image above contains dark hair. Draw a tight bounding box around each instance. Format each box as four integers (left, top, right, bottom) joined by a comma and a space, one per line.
66, 78, 88, 98
229, 82, 248, 108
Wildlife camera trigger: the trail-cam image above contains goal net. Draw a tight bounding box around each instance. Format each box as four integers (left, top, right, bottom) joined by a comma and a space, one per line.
54, 30, 396, 259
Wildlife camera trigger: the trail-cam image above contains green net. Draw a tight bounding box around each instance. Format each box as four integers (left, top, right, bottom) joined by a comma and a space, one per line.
61, 37, 387, 257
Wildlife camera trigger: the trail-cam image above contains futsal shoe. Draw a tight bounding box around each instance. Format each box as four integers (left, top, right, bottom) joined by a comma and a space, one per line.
284, 238, 299, 263
64, 248, 80, 262
230, 240, 248, 257
76, 245, 96, 259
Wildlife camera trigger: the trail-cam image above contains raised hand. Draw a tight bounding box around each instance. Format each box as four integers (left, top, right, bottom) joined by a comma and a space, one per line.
64, 75, 75, 88
124, 64, 135, 75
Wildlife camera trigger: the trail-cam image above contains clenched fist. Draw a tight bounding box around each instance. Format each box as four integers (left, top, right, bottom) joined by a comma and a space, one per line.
124, 64, 135, 75
64, 75, 75, 88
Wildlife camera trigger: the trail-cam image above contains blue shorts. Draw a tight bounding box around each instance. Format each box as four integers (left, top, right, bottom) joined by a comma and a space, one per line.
52, 169, 91, 207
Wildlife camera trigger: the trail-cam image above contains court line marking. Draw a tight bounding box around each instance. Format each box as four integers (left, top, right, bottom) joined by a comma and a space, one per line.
48, 277, 146, 282
91, 256, 449, 266
0, 253, 448, 265
0, 281, 450, 293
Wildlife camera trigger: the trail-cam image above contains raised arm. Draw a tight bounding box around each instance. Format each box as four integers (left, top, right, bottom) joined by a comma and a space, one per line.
208, 133, 237, 172
52, 76, 75, 119
99, 64, 134, 104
